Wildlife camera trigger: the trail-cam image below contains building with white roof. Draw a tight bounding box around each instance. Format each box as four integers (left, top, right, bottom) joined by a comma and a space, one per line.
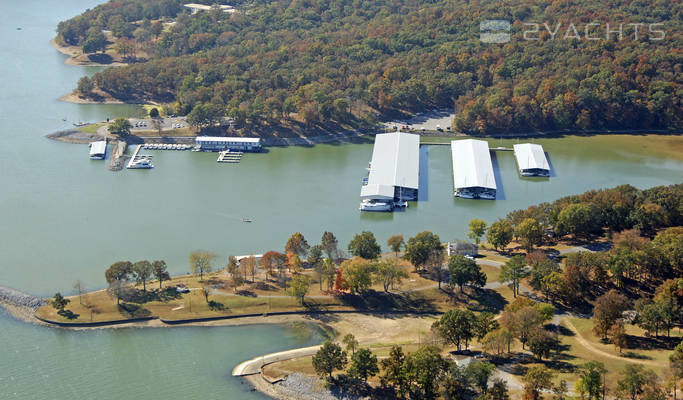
195, 136, 262, 152
360, 132, 420, 202
184, 4, 236, 14
451, 139, 496, 199
513, 143, 550, 177
89, 140, 107, 160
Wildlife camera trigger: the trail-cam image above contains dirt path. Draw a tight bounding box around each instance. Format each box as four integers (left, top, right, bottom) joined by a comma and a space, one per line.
562, 317, 662, 367
233, 345, 322, 376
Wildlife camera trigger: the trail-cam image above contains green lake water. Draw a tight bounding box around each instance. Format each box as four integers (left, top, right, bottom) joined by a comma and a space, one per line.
0, 1, 681, 399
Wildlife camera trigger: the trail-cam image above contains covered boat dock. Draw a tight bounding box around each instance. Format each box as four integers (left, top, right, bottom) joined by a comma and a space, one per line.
451, 139, 497, 199
513, 143, 550, 177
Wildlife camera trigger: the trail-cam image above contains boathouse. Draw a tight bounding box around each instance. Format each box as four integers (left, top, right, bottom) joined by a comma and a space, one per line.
451, 139, 497, 199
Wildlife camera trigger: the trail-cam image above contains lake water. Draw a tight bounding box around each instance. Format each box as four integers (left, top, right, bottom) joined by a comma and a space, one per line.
0, 1, 681, 399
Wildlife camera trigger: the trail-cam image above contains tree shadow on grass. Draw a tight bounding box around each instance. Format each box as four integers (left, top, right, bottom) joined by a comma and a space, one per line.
57, 309, 79, 320
337, 291, 438, 313
87, 53, 113, 64
118, 303, 151, 318
444, 287, 507, 313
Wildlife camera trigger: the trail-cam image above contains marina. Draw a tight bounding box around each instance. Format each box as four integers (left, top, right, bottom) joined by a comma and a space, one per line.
360, 131, 419, 212
195, 136, 262, 152
451, 139, 497, 200
513, 143, 550, 177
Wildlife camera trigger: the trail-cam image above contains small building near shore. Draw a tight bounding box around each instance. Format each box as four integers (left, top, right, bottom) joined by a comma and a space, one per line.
195, 136, 262, 152
447, 241, 478, 257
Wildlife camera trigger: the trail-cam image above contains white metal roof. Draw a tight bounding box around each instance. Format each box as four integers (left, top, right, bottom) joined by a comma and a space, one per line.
360, 184, 395, 200
89, 141, 107, 156
451, 139, 496, 190
196, 136, 260, 143
513, 143, 549, 171
366, 132, 420, 190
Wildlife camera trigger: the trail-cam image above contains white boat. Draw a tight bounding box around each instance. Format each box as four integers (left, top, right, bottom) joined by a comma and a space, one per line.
394, 200, 408, 208
127, 158, 154, 169
478, 192, 496, 200
359, 199, 393, 212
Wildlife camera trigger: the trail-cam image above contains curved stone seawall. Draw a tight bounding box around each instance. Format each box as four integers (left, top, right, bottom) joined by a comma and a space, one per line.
0, 286, 46, 311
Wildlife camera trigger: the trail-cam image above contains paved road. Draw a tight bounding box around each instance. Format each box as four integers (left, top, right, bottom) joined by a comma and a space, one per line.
232, 345, 322, 376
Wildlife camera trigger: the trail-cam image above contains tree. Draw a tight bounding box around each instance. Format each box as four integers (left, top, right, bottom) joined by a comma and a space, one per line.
474, 311, 499, 341
669, 342, 683, 400
201, 283, 210, 304
341, 257, 374, 294
52, 292, 69, 311
312, 341, 347, 381
500, 304, 544, 350
616, 365, 659, 400
441, 363, 471, 400
288, 274, 311, 304
149, 107, 159, 118
152, 260, 170, 289
286, 232, 310, 257
227, 256, 242, 290
527, 329, 557, 361
260, 251, 279, 279
380, 345, 407, 392
555, 203, 594, 238
575, 361, 606, 400
387, 235, 404, 256
609, 321, 628, 353
485, 379, 510, 400
487, 219, 514, 252
373, 258, 408, 292
516, 218, 543, 252
76, 76, 94, 96
426, 247, 446, 289
246, 254, 257, 282
321, 231, 339, 260
287, 252, 302, 274
188, 250, 216, 281
348, 231, 381, 259
432, 309, 475, 351
308, 245, 324, 289
342, 333, 359, 355
468, 219, 487, 245
82, 31, 106, 53
73, 281, 84, 305
500, 255, 528, 297
593, 290, 629, 340
105, 261, 133, 303
482, 328, 514, 355
349, 348, 379, 382
466, 361, 495, 393
448, 255, 486, 293
402, 345, 449, 399
404, 231, 442, 272
322, 258, 336, 292
107, 118, 132, 136
522, 366, 554, 400
132, 260, 153, 293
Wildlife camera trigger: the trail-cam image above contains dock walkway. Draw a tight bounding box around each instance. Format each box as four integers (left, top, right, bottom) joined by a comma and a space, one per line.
217, 150, 243, 163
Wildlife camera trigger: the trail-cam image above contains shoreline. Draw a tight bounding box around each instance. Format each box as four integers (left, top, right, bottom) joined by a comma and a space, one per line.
50, 38, 128, 67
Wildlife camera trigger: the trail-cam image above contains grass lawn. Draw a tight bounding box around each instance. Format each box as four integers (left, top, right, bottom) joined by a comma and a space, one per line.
78, 123, 105, 134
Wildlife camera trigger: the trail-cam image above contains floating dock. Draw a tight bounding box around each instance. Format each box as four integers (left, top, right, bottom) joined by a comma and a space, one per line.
143, 143, 192, 151
451, 139, 497, 200
217, 150, 243, 163
126, 145, 154, 169
513, 143, 550, 177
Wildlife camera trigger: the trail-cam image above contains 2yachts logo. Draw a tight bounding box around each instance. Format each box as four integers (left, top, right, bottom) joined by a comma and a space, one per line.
480, 20, 666, 43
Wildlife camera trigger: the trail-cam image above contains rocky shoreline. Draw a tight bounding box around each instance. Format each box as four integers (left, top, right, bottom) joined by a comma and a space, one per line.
0, 286, 47, 325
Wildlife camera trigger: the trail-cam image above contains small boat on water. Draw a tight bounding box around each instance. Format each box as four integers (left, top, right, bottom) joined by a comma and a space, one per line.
73, 122, 87, 127
242, 218, 253, 223
359, 199, 393, 212
127, 158, 154, 169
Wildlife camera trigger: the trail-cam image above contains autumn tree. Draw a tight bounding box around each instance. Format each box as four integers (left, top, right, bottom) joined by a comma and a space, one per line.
188, 250, 216, 281
341, 257, 374, 294
286, 232, 310, 258
574, 362, 606, 400
486, 219, 514, 252
592, 290, 629, 340
288, 274, 311, 304
516, 218, 543, 252
373, 258, 408, 292
468, 219, 487, 245
522, 366, 554, 400
432, 309, 476, 351
132, 260, 154, 292
387, 235, 404, 256
321, 231, 339, 260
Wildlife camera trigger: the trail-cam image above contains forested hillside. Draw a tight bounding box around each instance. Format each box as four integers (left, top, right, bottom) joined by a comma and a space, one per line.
60, 0, 682, 135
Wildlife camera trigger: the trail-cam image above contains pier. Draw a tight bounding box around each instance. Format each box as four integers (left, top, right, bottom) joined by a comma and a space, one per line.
217, 150, 243, 163
126, 145, 154, 169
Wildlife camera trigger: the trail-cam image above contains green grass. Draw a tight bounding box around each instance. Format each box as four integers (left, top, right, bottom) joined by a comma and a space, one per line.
78, 123, 105, 134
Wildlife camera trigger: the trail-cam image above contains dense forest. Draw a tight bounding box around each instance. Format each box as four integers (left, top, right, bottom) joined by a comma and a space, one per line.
59, 0, 682, 134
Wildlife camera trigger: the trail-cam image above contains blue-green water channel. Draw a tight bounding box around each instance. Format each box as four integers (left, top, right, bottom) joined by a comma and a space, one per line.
0, 1, 681, 399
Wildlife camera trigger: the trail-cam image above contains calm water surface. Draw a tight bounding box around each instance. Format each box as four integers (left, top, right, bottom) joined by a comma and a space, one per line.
0, 1, 681, 399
